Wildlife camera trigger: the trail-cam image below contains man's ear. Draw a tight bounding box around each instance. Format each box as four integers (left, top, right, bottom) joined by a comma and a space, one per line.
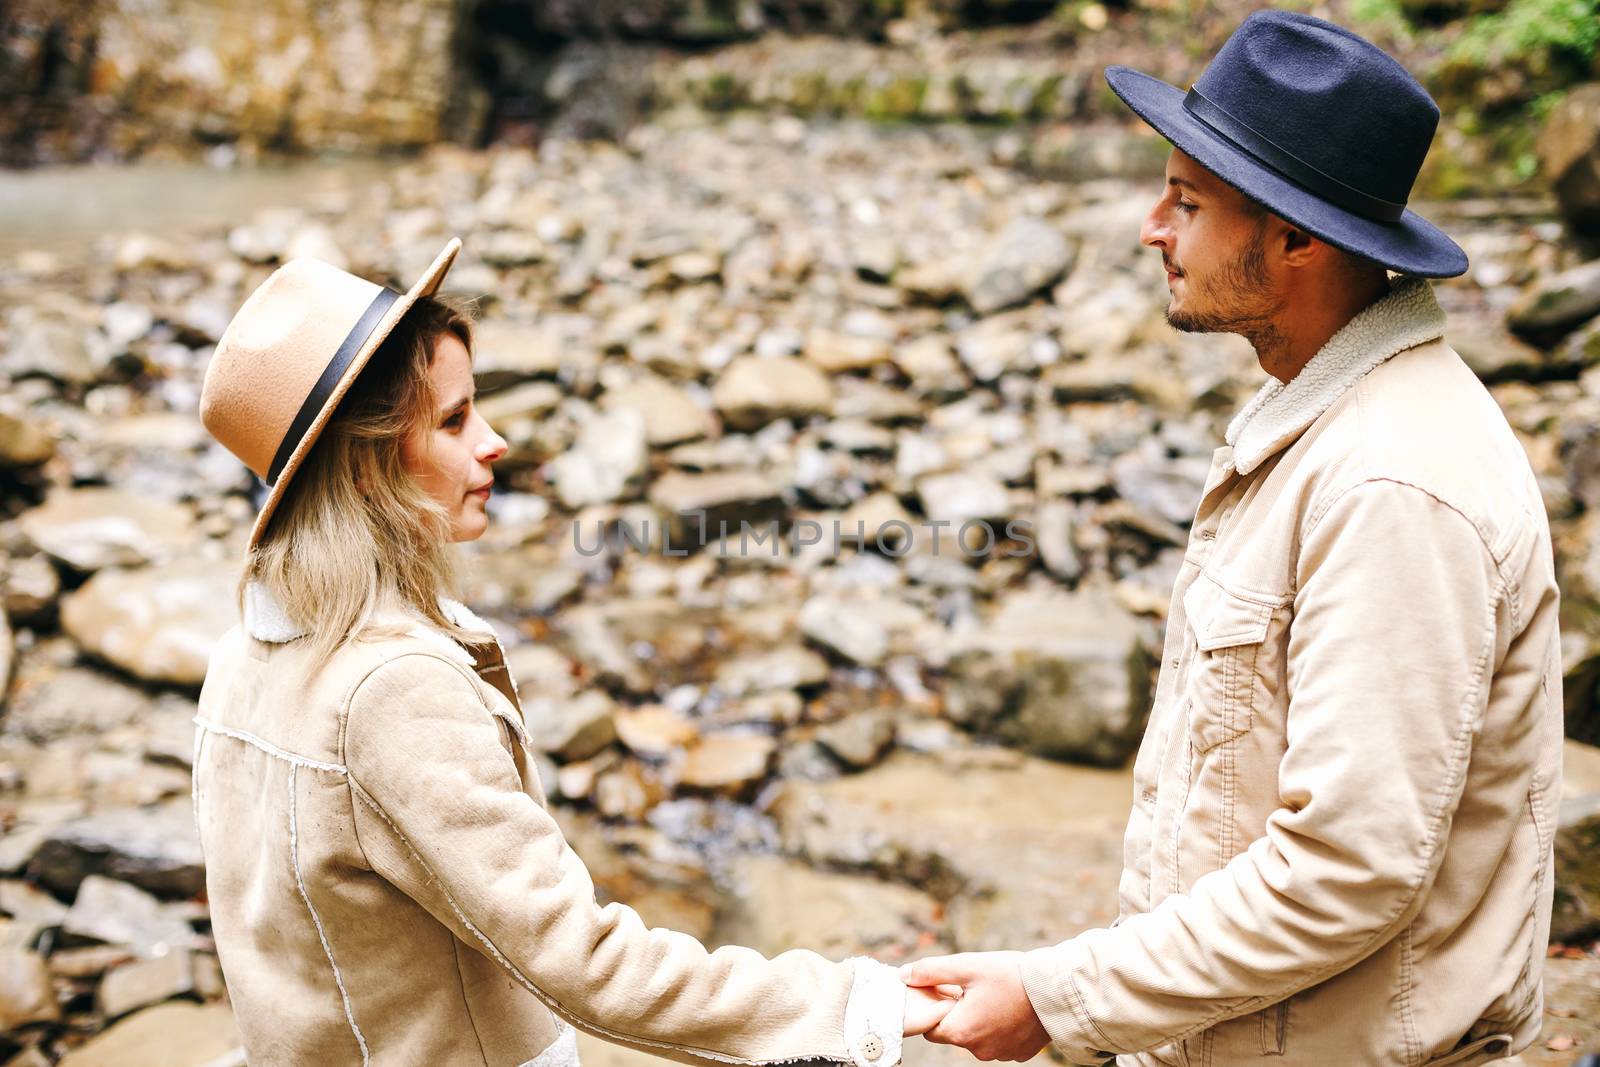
1279, 224, 1321, 268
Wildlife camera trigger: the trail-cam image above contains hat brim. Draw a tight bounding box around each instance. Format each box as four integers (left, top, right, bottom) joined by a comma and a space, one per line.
246, 237, 463, 549
1104, 66, 1468, 279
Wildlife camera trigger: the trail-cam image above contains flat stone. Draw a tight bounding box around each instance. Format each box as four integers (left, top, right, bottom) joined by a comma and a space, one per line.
649, 470, 787, 547
815, 711, 897, 770
525, 690, 619, 763
678, 734, 777, 795
17, 489, 197, 573
59, 876, 195, 955
964, 217, 1075, 316
0, 949, 59, 1030
804, 329, 893, 373
57, 1001, 241, 1067
28, 801, 204, 899
3, 666, 155, 744
713, 646, 830, 697
615, 705, 700, 759
772, 749, 1130, 949
918, 470, 1012, 525
1508, 259, 1600, 344
602, 376, 716, 447
715, 855, 944, 963
98, 949, 195, 1020
711, 356, 834, 431
798, 594, 933, 669
60, 559, 239, 687
547, 408, 649, 509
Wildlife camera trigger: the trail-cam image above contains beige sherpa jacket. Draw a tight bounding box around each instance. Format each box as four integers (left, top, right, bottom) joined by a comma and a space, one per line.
193, 589, 905, 1067
1021, 276, 1565, 1067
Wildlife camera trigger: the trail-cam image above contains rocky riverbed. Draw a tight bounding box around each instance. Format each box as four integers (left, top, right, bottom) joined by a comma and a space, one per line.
2, 112, 1600, 1063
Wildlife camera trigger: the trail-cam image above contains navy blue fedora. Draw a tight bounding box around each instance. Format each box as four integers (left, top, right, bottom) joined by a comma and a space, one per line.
1105, 9, 1468, 278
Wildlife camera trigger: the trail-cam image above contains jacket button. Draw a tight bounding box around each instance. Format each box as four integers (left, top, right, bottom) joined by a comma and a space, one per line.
858, 1034, 884, 1061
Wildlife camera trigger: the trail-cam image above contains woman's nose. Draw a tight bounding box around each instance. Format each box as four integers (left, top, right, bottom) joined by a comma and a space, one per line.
478, 426, 508, 463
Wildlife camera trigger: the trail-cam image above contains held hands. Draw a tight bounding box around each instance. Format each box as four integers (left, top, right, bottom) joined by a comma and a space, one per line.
903, 981, 964, 1037
900, 952, 1051, 1061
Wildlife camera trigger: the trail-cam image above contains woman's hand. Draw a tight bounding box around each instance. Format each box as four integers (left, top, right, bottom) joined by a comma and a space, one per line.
904, 982, 963, 1037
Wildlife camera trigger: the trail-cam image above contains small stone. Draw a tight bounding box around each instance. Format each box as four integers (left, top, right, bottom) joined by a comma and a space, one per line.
99, 950, 195, 1020
815, 712, 897, 770
678, 734, 777, 794
918, 470, 1012, 524
964, 217, 1075, 315
57, 1001, 241, 1067
711, 356, 834, 431
0, 949, 59, 1030
649, 470, 787, 547
2, 553, 61, 626
602, 377, 716, 447
0, 413, 54, 470
525, 690, 618, 763
804, 330, 893, 374
547, 408, 649, 509
59, 876, 195, 955
1507, 259, 1600, 344
615, 705, 700, 759
892, 335, 966, 394
714, 647, 830, 697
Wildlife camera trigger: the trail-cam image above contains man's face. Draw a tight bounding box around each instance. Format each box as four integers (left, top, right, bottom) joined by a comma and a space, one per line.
1140, 149, 1283, 334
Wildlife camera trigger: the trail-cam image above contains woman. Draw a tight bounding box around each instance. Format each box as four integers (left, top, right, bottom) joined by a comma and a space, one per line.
194, 239, 951, 1066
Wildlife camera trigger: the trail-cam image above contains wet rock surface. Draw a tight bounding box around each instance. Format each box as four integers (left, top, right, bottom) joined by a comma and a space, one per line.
1, 104, 1598, 1062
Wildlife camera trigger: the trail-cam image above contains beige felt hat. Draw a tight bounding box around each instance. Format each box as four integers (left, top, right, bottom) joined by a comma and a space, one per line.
200, 238, 462, 548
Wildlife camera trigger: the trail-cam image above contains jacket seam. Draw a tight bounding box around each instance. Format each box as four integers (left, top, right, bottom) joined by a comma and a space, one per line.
1399, 923, 1420, 1066
288, 763, 371, 1065
1064, 971, 1122, 1056
346, 780, 834, 1067
1126, 576, 1502, 1049
193, 717, 348, 774
451, 936, 492, 1066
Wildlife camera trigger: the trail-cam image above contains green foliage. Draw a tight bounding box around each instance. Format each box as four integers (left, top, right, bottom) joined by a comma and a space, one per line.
1446, 0, 1600, 68
1347, 0, 1414, 43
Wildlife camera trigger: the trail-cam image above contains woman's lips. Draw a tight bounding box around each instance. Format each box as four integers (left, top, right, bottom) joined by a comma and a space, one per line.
468, 484, 492, 500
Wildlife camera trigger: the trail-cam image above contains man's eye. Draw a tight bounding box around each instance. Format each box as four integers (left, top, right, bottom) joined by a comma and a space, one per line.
1178, 201, 1198, 213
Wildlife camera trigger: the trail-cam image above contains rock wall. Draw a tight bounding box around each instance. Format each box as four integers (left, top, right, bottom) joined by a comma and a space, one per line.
1, 0, 473, 165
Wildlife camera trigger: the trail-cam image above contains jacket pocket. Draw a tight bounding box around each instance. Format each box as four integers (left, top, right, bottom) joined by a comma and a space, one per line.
1181, 574, 1274, 753
1421, 1032, 1514, 1066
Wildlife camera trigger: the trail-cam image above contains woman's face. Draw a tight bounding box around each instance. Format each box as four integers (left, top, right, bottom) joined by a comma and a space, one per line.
400, 332, 508, 543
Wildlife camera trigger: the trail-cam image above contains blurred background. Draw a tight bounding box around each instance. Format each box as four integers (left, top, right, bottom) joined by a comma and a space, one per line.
1, 0, 1599, 1063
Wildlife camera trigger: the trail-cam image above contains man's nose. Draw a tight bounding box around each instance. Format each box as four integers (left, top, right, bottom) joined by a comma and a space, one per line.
1140, 203, 1171, 250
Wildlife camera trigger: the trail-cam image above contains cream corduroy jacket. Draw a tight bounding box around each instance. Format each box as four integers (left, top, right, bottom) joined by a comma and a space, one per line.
1021, 277, 1564, 1067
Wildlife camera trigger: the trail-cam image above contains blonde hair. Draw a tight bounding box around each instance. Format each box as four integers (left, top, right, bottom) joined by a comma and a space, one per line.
242, 294, 483, 669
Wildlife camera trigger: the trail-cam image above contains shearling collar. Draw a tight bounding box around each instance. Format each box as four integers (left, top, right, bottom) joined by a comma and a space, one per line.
1224, 275, 1446, 475
243, 580, 498, 662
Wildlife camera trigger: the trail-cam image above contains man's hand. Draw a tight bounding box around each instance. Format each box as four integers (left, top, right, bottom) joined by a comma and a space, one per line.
903, 982, 962, 1036
900, 952, 1051, 1061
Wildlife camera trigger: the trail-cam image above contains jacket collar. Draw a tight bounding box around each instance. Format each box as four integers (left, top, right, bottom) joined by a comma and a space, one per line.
243, 580, 497, 651
1224, 275, 1446, 475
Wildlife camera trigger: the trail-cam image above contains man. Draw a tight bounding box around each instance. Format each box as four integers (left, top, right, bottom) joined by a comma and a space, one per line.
902, 10, 1564, 1066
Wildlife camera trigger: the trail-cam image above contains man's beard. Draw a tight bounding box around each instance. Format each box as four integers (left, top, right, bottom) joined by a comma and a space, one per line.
1164, 224, 1284, 348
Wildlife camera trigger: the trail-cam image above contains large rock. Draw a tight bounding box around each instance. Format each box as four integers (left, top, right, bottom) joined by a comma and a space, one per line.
602, 376, 716, 447
772, 749, 1130, 949
0, 949, 59, 1029
964, 217, 1075, 316
1507, 259, 1600, 346
60, 559, 239, 687
59, 875, 196, 955
678, 733, 776, 795
711, 356, 834, 430
3, 666, 155, 744
27, 801, 204, 899
798, 594, 935, 669
524, 690, 619, 763
649, 470, 787, 547
57, 1000, 240, 1067
17, 488, 197, 573
939, 585, 1156, 766
1536, 83, 1600, 235
714, 646, 831, 697
715, 855, 944, 962
547, 408, 649, 509
1553, 792, 1600, 942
